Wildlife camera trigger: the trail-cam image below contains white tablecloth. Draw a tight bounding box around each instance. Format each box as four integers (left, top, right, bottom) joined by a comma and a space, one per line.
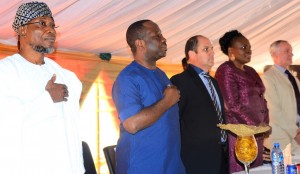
233, 155, 300, 174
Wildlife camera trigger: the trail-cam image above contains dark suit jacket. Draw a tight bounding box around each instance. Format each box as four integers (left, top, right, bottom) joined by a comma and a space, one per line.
170, 65, 229, 174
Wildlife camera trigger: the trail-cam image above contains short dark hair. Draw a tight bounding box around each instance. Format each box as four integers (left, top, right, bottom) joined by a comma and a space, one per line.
181, 57, 187, 65
126, 19, 151, 55
219, 30, 245, 56
185, 35, 200, 61
181, 57, 187, 70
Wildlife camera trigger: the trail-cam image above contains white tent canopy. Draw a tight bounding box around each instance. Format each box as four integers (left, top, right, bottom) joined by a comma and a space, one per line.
1, 0, 300, 72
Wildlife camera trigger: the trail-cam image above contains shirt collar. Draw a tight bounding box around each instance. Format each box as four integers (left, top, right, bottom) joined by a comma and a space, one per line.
190, 64, 205, 74
274, 64, 287, 74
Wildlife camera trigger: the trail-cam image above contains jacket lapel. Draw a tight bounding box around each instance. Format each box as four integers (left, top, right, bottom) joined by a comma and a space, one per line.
186, 66, 216, 105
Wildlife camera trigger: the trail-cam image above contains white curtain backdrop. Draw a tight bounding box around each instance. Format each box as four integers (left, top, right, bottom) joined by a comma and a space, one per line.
1, 0, 300, 73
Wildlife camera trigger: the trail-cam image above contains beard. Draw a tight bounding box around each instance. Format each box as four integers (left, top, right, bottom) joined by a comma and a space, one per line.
32, 45, 55, 54
29, 42, 55, 54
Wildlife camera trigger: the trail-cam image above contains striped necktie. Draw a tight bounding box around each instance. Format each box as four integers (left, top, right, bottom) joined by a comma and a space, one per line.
202, 72, 227, 142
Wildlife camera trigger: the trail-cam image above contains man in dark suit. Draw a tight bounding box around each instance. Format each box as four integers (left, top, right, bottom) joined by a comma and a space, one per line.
171, 35, 229, 174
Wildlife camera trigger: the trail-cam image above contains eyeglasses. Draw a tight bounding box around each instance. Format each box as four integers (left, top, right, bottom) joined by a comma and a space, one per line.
23, 21, 59, 30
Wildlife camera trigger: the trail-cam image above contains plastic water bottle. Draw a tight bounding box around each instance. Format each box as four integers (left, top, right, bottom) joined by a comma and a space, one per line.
271, 143, 285, 174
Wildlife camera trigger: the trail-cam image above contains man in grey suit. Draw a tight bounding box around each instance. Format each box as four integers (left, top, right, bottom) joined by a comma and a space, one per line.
262, 40, 300, 156
171, 35, 228, 174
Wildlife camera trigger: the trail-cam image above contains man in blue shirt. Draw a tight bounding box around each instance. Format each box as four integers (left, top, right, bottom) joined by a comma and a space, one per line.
112, 20, 185, 174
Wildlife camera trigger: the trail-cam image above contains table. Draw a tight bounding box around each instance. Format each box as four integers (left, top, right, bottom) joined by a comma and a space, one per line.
233, 155, 300, 174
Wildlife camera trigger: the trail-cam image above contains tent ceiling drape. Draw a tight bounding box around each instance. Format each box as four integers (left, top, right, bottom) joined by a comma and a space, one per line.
1, 0, 300, 72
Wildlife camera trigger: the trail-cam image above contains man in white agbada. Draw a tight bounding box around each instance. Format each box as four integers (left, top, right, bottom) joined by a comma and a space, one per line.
0, 1, 85, 174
